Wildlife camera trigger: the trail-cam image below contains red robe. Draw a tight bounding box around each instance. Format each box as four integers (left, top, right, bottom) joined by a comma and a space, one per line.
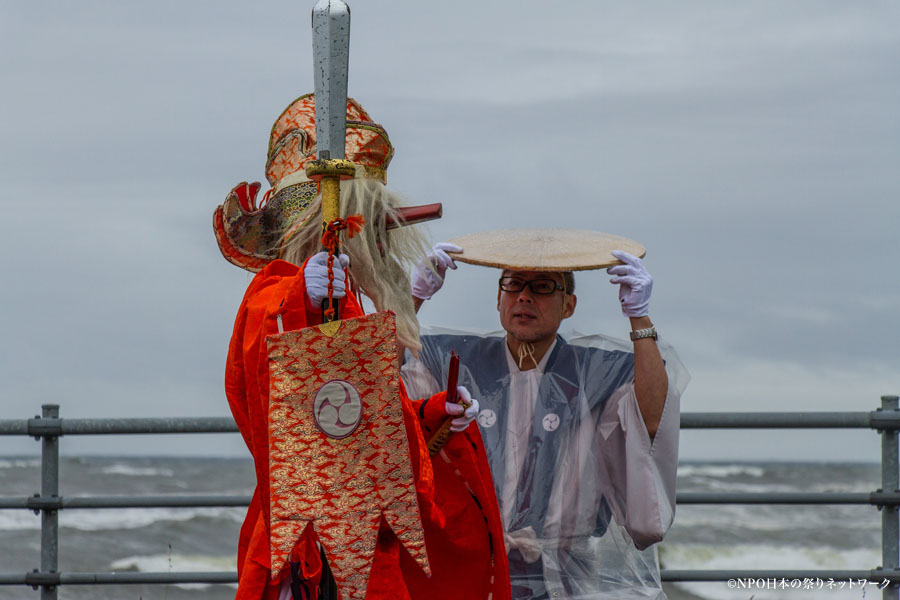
225, 259, 510, 599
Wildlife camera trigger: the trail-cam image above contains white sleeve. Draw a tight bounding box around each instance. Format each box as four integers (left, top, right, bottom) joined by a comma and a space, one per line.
598, 380, 680, 550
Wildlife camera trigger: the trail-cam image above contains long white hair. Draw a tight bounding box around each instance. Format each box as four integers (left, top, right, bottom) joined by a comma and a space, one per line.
280, 176, 431, 355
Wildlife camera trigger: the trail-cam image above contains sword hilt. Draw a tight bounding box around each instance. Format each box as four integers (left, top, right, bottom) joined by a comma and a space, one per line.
306, 159, 356, 322
427, 352, 465, 456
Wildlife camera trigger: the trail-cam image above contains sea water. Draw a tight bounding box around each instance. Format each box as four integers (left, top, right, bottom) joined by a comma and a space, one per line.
0, 458, 885, 599
664, 462, 883, 600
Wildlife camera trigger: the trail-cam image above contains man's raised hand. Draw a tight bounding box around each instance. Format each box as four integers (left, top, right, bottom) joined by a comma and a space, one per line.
411, 242, 462, 300
607, 250, 653, 318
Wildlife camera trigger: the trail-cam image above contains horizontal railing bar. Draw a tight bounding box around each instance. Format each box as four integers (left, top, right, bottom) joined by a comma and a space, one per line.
0, 571, 238, 586
661, 568, 900, 582
4, 491, 898, 511
0, 417, 238, 436
677, 491, 900, 505
3, 412, 900, 437
3, 411, 900, 437
65, 417, 236, 435
58, 417, 239, 435
0, 422, 28, 435
681, 411, 900, 429
0, 494, 252, 510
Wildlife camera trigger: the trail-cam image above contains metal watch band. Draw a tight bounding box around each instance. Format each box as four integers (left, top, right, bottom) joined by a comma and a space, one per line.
629, 326, 658, 341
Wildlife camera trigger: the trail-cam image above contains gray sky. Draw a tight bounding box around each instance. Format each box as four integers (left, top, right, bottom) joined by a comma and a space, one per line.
1, 1, 897, 461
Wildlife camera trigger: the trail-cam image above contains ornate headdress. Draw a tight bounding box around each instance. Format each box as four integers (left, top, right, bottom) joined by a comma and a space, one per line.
213, 94, 394, 272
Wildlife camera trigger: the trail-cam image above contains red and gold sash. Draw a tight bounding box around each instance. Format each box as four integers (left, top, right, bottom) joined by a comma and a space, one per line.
266, 311, 429, 599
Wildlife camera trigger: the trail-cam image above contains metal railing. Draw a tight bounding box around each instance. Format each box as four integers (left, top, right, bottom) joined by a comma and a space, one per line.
0, 395, 898, 599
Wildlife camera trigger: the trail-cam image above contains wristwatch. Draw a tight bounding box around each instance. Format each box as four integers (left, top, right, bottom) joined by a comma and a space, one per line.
629, 326, 658, 342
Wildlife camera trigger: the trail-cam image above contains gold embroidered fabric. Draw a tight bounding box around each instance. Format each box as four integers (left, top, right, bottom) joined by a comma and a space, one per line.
266, 311, 429, 599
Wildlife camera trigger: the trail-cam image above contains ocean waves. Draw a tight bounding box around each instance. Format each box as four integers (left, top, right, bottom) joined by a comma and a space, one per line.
661, 461, 884, 599
0, 456, 886, 599
677, 464, 766, 478
0, 506, 246, 532
100, 463, 176, 477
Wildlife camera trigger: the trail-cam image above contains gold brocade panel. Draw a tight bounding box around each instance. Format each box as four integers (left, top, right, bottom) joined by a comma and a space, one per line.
266, 311, 429, 600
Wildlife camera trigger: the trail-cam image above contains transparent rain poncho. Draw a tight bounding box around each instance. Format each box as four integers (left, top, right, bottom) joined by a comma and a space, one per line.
402, 327, 690, 600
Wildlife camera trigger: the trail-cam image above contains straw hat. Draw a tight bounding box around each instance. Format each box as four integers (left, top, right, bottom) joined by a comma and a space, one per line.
446, 228, 645, 272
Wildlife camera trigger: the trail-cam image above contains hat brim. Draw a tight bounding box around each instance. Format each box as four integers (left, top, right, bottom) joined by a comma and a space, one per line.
447, 228, 645, 272
213, 205, 271, 273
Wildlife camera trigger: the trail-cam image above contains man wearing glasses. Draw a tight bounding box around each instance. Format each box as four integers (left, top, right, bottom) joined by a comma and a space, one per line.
403, 235, 688, 600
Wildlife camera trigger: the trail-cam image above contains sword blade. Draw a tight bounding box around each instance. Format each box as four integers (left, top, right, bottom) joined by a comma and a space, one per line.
311, 0, 351, 160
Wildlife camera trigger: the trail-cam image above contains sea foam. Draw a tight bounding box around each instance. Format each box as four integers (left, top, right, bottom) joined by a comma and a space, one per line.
109, 553, 238, 589
678, 464, 766, 478
58, 507, 245, 531
0, 458, 40, 469
100, 463, 176, 477
0, 507, 245, 532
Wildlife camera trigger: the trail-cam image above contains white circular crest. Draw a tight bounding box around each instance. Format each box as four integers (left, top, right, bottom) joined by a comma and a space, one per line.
477, 409, 497, 428
313, 380, 363, 439
542, 413, 561, 432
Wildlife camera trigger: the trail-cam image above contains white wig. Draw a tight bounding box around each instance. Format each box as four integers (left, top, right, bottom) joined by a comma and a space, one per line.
280, 177, 432, 355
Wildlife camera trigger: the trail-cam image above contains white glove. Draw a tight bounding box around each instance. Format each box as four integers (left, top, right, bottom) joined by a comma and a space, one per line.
607, 250, 653, 318
446, 386, 480, 432
304, 251, 351, 305
411, 242, 461, 300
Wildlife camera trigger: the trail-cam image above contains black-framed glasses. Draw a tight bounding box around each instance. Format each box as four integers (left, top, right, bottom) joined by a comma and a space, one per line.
498, 276, 564, 295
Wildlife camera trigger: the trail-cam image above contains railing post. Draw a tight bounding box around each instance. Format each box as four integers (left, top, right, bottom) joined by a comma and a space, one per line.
39, 404, 59, 600
881, 396, 900, 600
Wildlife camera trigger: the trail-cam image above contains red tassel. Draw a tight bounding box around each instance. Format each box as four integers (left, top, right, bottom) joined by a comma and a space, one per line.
344, 214, 365, 238
320, 215, 367, 320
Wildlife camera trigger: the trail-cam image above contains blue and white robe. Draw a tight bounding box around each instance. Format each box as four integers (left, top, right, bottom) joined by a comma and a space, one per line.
403, 328, 689, 600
